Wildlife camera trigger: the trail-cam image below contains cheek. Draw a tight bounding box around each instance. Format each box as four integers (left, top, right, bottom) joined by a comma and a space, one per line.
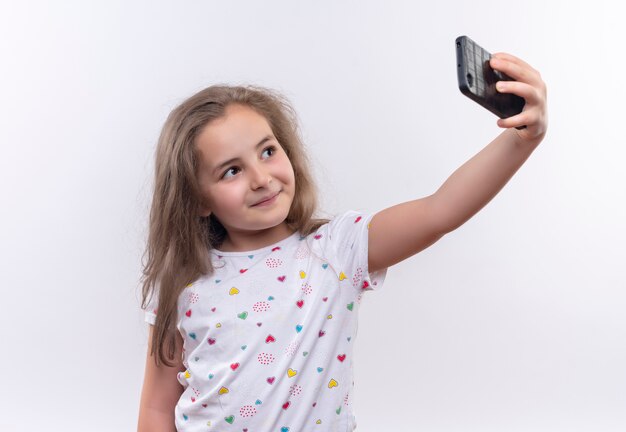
279, 156, 296, 184
210, 184, 244, 210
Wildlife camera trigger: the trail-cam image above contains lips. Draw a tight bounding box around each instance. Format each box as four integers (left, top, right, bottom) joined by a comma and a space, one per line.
252, 191, 279, 206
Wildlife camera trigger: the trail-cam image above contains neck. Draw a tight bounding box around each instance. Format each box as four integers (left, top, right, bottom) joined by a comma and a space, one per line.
218, 222, 296, 252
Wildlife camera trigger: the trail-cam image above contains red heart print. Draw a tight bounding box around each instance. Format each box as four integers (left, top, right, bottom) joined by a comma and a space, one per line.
314, 234, 322, 239
230, 362, 239, 371
362, 281, 369, 289
312, 402, 317, 407
296, 300, 304, 308
240, 268, 247, 273
257, 322, 262, 327
185, 309, 192, 317
211, 307, 216, 312
208, 338, 216, 345
282, 401, 290, 410
319, 330, 325, 337
355, 216, 362, 223
191, 397, 195, 402
323, 297, 328, 302
277, 276, 286, 282
267, 376, 275, 384
202, 403, 207, 408
266, 334, 276, 343
272, 246, 281, 251
337, 354, 346, 362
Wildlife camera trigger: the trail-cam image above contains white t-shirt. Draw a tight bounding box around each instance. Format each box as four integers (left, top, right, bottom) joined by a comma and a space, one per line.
144, 210, 387, 431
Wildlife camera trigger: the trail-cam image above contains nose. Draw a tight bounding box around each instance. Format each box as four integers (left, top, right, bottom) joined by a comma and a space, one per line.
249, 163, 272, 189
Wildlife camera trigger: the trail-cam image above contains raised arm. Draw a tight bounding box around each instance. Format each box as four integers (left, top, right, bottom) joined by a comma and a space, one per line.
368, 52, 547, 273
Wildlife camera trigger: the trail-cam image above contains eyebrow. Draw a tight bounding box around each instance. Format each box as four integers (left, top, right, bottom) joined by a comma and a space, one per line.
212, 135, 275, 176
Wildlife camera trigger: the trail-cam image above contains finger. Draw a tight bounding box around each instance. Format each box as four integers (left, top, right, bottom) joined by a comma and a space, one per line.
497, 111, 532, 129
496, 80, 539, 105
491, 52, 535, 72
490, 57, 540, 86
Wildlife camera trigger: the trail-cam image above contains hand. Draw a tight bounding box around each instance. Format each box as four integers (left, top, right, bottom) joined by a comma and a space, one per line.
490, 53, 548, 143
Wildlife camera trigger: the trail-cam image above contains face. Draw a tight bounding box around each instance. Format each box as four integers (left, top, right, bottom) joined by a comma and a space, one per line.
195, 104, 296, 249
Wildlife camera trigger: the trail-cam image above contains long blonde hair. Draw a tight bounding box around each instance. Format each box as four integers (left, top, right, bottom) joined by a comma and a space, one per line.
140, 85, 329, 366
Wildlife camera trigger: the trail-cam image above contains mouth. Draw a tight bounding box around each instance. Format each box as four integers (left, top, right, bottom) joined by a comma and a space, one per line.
252, 191, 280, 206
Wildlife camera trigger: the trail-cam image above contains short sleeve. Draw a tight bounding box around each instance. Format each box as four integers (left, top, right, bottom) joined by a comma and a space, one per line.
143, 290, 159, 325
315, 210, 387, 292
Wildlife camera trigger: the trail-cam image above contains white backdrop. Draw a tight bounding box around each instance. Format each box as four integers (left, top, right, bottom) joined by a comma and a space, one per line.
1, 1, 624, 431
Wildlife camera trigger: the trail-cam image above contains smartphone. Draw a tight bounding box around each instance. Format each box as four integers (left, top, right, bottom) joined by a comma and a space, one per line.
456, 35, 525, 121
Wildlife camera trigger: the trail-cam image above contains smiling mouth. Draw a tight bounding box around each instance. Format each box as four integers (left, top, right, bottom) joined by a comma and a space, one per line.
252, 191, 279, 206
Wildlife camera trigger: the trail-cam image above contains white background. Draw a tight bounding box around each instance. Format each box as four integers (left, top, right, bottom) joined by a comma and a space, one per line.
1, 1, 624, 431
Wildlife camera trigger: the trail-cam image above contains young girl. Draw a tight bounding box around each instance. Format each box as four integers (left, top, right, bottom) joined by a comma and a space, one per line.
138, 52, 547, 432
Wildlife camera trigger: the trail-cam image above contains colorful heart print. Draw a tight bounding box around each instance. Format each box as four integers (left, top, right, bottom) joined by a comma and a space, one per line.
258, 352, 276, 365
253, 301, 271, 312
265, 257, 283, 268
239, 405, 257, 417
289, 384, 303, 396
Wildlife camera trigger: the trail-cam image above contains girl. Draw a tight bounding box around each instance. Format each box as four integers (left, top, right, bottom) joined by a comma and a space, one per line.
138, 52, 547, 431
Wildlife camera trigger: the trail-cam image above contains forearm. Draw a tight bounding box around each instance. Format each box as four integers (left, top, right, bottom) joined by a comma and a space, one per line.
137, 327, 184, 432
137, 406, 177, 432
432, 128, 541, 233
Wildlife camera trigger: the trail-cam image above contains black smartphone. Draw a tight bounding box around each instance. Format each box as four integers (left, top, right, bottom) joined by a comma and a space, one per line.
456, 35, 525, 121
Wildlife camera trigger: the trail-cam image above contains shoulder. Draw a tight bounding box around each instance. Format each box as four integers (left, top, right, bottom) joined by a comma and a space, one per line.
309, 210, 373, 255
316, 210, 368, 231
323, 210, 371, 237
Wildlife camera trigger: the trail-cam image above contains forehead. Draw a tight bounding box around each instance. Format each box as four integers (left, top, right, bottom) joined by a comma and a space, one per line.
195, 104, 273, 164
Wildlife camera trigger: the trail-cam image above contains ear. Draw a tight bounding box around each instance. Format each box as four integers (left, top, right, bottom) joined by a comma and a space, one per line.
199, 204, 211, 218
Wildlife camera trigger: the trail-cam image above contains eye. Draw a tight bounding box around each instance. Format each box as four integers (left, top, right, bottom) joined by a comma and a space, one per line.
261, 145, 276, 159
222, 166, 240, 179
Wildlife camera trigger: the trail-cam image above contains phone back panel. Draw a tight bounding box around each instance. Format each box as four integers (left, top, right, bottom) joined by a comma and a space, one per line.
456, 35, 525, 119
